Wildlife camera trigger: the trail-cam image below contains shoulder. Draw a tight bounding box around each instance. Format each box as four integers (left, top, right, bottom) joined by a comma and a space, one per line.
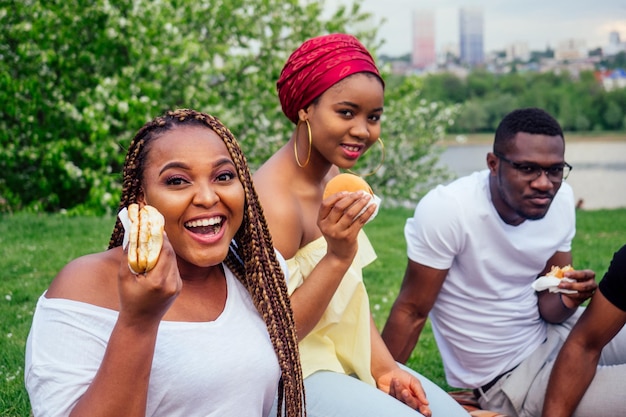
254, 164, 302, 223
422, 171, 486, 204
45, 247, 122, 310
413, 172, 486, 222
253, 160, 305, 258
253, 152, 296, 208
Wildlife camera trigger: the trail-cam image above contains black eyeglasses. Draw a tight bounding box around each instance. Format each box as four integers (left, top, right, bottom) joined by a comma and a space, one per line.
494, 153, 572, 182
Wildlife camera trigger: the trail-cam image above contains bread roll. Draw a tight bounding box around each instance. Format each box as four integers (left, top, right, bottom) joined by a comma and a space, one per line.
323, 173, 373, 199
546, 265, 574, 279
127, 203, 165, 274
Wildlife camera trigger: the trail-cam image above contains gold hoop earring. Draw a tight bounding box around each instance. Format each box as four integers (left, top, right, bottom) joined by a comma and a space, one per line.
294, 119, 312, 168
347, 137, 385, 177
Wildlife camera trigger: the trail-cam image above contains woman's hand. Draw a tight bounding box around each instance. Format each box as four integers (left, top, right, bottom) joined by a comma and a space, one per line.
318, 191, 376, 261
376, 367, 432, 417
118, 233, 182, 325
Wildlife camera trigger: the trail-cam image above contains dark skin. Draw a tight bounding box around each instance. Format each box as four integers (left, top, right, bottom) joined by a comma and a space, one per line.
541, 289, 626, 417
382, 132, 597, 364
43, 127, 245, 417
255, 73, 432, 416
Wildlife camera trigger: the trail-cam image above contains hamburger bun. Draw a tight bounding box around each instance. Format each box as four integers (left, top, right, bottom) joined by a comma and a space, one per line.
546, 265, 575, 279
127, 203, 165, 274
323, 173, 373, 199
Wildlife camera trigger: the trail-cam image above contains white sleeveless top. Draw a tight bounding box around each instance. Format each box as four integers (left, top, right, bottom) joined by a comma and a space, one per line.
25, 265, 280, 417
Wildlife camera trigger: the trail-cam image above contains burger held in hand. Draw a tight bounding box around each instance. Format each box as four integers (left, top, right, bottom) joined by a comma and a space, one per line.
126, 203, 165, 274
546, 265, 575, 279
323, 173, 381, 222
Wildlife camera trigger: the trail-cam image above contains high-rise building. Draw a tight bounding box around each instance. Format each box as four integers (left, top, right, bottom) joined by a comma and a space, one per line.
606, 30, 626, 56
412, 9, 436, 69
459, 7, 484, 66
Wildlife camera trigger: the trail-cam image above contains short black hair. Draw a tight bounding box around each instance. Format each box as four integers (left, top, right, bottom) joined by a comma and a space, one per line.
494, 107, 563, 154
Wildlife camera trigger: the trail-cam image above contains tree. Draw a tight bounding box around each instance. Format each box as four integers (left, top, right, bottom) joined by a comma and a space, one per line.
604, 100, 623, 129
420, 72, 467, 104
466, 69, 494, 98
454, 100, 488, 133
359, 76, 458, 205
1, 0, 455, 213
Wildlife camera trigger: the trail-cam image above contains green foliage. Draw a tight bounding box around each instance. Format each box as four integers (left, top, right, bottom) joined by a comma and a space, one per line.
417, 69, 626, 134
0, 0, 455, 215
356, 76, 458, 205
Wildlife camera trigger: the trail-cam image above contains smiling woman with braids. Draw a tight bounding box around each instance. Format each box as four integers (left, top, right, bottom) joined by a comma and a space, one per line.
24, 109, 305, 417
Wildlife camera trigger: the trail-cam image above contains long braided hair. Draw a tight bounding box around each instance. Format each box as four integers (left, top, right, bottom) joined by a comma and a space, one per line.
108, 109, 305, 416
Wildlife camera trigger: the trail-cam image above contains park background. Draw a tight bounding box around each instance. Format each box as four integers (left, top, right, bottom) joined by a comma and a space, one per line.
1, 1, 625, 415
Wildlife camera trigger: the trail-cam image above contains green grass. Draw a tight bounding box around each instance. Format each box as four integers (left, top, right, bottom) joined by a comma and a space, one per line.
2, 208, 626, 415
0, 214, 114, 417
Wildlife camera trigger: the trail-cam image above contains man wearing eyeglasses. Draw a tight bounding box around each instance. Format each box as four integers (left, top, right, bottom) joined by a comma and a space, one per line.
382, 107, 626, 417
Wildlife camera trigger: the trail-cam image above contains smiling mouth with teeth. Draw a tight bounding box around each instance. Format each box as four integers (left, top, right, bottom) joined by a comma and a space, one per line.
184, 217, 224, 235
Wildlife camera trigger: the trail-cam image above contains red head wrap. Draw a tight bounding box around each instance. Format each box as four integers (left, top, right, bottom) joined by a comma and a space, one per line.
277, 33, 383, 124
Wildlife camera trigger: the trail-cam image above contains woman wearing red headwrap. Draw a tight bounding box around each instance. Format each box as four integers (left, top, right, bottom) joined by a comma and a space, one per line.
254, 34, 468, 416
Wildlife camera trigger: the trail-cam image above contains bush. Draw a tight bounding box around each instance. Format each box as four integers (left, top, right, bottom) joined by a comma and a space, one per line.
0, 0, 455, 214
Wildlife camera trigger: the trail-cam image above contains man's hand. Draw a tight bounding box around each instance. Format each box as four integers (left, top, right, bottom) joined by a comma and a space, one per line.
558, 268, 597, 308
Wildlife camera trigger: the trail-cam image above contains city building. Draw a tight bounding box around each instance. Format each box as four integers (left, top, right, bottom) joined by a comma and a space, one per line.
505, 41, 530, 63
412, 9, 436, 70
554, 39, 588, 61
459, 7, 484, 66
605, 30, 626, 56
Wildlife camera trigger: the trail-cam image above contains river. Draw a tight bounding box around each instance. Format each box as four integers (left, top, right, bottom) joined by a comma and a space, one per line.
438, 140, 626, 210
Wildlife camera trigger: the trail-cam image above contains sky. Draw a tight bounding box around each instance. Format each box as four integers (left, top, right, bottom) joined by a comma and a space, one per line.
330, 0, 626, 56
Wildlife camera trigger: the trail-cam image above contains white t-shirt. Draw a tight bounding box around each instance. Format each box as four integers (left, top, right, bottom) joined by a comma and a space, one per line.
25, 265, 280, 417
405, 170, 575, 388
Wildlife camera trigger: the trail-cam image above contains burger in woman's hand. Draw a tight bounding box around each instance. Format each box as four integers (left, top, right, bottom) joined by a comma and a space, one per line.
323, 173, 380, 222
127, 203, 165, 274
323, 173, 374, 199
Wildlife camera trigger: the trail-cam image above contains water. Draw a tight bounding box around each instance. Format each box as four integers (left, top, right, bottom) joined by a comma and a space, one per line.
438, 141, 626, 210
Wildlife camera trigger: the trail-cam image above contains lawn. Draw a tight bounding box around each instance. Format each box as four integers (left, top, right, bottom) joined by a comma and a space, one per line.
1, 207, 625, 415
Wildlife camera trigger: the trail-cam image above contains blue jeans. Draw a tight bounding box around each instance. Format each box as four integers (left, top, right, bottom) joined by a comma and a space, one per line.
270, 363, 468, 417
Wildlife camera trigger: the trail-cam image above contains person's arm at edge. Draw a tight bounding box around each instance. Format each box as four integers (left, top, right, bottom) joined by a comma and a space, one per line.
381, 260, 448, 363
541, 290, 626, 417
